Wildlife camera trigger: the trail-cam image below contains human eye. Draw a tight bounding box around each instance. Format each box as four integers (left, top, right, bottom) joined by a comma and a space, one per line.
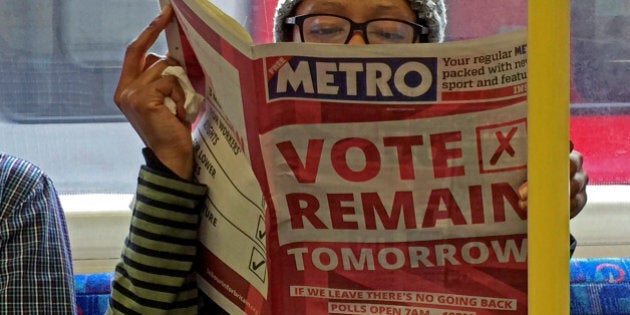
307, 23, 345, 37
370, 28, 406, 41
303, 16, 348, 42
368, 21, 413, 43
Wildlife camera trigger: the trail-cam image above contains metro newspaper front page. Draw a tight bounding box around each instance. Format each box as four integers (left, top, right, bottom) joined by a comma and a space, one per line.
161, 0, 529, 314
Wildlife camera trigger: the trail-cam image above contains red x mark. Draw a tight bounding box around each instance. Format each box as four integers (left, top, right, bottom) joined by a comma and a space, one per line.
490, 127, 518, 165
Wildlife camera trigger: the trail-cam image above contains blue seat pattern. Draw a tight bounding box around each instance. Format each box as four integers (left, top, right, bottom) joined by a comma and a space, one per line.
73, 258, 630, 315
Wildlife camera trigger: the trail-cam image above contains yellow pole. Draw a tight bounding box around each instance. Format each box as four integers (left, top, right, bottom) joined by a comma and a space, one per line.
527, 0, 570, 314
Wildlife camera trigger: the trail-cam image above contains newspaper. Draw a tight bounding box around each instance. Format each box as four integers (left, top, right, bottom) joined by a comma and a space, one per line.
161, 0, 529, 314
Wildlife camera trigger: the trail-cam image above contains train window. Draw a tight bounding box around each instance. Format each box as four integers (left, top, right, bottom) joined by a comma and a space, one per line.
1, 0, 623, 192
0, 0, 248, 194
568, 0, 630, 257
0, 0, 626, 239
570, 1, 630, 185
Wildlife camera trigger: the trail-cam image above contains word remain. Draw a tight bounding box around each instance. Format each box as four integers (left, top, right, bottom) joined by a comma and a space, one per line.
285, 182, 526, 230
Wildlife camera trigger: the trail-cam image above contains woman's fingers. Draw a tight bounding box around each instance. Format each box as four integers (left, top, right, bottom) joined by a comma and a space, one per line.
517, 182, 528, 210
116, 5, 173, 96
569, 148, 588, 218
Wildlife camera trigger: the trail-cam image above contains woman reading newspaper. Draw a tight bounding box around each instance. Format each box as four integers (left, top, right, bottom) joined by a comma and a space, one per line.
107, 1, 588, 314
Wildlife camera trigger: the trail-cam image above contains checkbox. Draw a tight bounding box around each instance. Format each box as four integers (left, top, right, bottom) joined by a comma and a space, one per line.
249, 247, 267, 282
476, 118, 527, 173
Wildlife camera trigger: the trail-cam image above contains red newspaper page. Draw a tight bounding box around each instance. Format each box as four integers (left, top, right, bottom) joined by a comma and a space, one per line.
166, 0, 529, 314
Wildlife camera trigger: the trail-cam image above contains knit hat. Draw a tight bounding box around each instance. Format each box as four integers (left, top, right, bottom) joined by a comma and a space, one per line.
273, 0, 447, 43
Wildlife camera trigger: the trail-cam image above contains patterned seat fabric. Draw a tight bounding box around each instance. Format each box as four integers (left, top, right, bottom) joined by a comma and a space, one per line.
73, 258, 630, 315
74, 272, 114, 315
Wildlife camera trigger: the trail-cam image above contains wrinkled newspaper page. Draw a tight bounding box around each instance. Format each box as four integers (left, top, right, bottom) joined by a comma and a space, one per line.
167, 0, 529, 314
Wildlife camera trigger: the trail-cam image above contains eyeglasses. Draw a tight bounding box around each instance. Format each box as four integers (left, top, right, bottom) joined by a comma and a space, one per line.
285, 14, 429, 44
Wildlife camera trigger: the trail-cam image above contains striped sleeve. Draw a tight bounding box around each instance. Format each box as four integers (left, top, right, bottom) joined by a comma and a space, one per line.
107, 166, 208, 315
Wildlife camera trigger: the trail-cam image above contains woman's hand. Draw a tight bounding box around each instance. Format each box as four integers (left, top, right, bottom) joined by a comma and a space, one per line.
569, 143, 588, 218
113, 5, 194, 180
517, 142, 589, 219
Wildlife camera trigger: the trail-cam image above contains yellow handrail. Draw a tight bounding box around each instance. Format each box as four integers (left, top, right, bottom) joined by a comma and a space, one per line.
527, 0, 570, 314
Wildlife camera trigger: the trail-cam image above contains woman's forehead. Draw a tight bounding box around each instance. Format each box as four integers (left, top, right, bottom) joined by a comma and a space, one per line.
295, 0, 415, 19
